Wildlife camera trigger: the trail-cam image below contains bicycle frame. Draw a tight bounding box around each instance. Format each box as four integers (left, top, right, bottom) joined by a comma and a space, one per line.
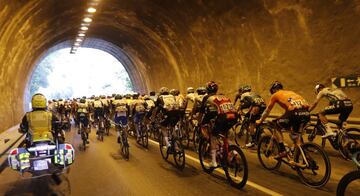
266, 122, 310, 169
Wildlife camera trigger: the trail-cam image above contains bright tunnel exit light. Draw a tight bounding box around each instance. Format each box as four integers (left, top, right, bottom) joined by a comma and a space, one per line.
87, 7, 97, 13
83, 17, 92, 23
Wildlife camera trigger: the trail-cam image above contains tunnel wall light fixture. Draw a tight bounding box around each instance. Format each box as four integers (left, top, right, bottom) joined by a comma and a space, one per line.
70, 0, 101, 54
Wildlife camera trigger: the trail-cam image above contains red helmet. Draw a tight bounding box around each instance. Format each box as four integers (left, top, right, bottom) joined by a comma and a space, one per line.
206, 81, 218, 94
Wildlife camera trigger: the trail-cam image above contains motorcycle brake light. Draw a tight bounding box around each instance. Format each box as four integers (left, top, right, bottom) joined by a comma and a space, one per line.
65, 144, 73, 150
10, 149, 18, 155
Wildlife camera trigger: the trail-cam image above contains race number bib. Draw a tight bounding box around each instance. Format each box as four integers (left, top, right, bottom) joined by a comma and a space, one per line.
219, 103, 235, 113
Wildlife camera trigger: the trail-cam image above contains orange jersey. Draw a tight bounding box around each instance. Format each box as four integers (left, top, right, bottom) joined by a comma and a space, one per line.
268, 90, 309, 112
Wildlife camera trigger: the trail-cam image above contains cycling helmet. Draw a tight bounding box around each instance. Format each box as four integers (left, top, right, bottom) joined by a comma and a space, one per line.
170, 89, 180, 96
196, 87, 207, 95
95, 96, 100, 100
239, 85, 251, 94
80, 98, 86, 103
125, 94, 132, 99
149, 91, 156, 96
91, 95, 95, 99
206, 81, 218, 94
112, 93, 116, 97
143, 95, 150, 100
82, 96, 86, 99
133, 93, 140, 99
159, 87, 170, 95
59, 99, 63, 101
31, 93, 47, 109
270, 81, 283, 94
101, 95, 106, 99
315, 84, 325, 94
186, 87, 195, 94
115, 94, 122, 100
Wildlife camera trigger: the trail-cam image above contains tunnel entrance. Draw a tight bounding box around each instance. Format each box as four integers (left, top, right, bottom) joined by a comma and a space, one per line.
25, 38, 147, 110
29, 47, 133, 100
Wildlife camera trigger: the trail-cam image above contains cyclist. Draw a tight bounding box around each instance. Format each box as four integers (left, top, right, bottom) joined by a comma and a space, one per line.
149, 91, 158, 103
93, 96, 104, 131
132, 93, 147, 143
256, 81, 310, 158
77, 98, 90, 143
155, 87, 180, 151
199, 81, 238, 167
19, 94, 62, 147
309, 84, 353, 138
100, 95, 110, 118
143, 95, 156, 120
192, 87, 207, 116
112, 94, 129, 143
170, 89, 186, 115
237, 85, 266, 148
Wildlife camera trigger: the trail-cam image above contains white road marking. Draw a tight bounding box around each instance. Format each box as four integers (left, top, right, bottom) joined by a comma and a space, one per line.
148, 139, 283, 196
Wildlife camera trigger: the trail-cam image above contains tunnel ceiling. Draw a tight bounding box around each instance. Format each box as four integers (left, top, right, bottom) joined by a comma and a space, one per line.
1, 0, 360, 131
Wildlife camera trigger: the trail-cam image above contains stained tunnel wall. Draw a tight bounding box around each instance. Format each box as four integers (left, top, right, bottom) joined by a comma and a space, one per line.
0, 0, 360, 132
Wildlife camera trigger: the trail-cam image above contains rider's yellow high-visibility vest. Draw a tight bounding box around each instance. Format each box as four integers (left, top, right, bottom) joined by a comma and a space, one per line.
26, 110, 53, 142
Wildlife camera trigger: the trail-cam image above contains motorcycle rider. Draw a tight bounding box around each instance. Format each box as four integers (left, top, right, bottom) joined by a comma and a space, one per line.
19, 93, 63, 147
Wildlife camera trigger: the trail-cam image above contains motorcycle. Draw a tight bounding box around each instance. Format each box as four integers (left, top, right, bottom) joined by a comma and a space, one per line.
8, 126, 75, 178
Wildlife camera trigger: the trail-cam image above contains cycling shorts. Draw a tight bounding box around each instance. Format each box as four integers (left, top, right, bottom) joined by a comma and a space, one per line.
322, 99, 353, 122
277, 109, 310, 133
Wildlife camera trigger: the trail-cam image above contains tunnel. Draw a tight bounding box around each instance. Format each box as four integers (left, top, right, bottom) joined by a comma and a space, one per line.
1, 0, 360, 131
1, 0, 360, 195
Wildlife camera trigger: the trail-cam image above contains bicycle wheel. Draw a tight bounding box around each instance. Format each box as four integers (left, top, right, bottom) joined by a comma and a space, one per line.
337, 170, 360, 196
234, 122, 249, 147
173, 139, 186, 170
198, 138, 215, 174
257, 135, 281, 170
339, 128, 360, 160
224, 145, 248, 189
120, 134, 130, 159
159, 133, 169, 160
294, 142, 331, 188
81, 131, 87, 150
193, 127, 200, 152
142, 125, 149, 148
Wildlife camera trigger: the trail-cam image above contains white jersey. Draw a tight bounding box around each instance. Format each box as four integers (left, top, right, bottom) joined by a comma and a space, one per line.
77, 102, 89, 113
113, 99, 128, 116
317, 87, 348, 104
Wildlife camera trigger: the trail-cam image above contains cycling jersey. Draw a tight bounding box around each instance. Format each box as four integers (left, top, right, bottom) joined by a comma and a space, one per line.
175, 94, 187, 110
316, 88, 353, 122
267, 90, 310, 132
93, 100, 103, 108
317, 88, 348, 105
240, 92, 266, 109
77, 102, 89, 114
268, 90, 309, 112
156, 94, 181, 127
192, 94, 206, 114
200, 94, 238, 135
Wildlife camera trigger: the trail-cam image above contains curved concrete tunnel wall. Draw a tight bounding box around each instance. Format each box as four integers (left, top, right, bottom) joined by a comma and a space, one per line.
0, 0, 360, 131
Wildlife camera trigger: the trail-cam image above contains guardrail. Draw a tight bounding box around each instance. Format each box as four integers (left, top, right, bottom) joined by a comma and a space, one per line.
0, 124, 24, 173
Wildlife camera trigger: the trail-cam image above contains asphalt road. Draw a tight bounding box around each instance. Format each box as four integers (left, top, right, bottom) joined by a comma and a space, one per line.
0, 125, 359, 196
